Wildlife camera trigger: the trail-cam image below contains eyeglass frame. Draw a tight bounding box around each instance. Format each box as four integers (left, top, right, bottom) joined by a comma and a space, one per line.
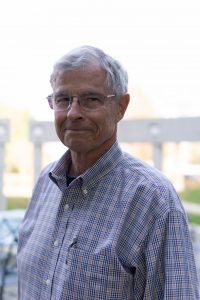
46, 93, 116, 112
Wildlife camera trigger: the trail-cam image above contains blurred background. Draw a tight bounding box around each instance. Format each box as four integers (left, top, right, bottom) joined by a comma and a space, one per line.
1, 0, 200, 202
0, 0, 200, 298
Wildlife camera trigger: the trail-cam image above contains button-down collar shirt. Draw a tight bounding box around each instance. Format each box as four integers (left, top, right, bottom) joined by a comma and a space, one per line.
17, 142, 199, 299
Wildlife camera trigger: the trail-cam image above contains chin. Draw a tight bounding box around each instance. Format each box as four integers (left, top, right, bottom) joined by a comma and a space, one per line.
65, 140, 88, 153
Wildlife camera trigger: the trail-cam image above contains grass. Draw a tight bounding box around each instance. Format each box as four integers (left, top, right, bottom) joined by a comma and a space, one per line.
7, 197, 28, 210
188, 213, 200, 225
179, 187, 200, 204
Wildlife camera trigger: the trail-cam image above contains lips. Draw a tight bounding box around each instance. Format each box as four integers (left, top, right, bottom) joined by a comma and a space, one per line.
65, 128, 89, 131
63, 126, 93, 135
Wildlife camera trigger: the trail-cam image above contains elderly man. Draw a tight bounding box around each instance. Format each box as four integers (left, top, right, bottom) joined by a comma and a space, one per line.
17, 46, 199, 299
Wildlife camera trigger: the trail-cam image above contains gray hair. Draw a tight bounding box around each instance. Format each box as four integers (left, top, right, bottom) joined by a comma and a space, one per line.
50, 45, 128, 96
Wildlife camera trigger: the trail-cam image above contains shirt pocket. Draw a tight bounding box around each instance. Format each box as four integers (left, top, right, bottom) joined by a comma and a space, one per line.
62, 247, 133, 300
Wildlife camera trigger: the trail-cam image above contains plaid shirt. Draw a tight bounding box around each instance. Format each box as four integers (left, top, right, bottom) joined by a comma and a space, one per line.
17, 142, 199, 299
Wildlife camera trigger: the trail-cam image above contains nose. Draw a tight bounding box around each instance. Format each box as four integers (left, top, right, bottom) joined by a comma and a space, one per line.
67, 98, 84, 120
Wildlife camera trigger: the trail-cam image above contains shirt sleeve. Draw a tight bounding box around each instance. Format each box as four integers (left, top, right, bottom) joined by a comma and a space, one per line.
143, 210, 200, 299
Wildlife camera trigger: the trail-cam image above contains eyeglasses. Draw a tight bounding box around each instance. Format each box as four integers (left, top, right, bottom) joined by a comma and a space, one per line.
46, 93, 116, 112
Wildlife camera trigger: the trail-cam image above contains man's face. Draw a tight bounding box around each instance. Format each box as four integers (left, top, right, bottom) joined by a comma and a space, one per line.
53, 65, 129, 160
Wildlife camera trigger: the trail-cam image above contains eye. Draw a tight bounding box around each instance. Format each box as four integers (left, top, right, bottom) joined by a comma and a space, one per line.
55, 96, 70, 105
88, 96, 100, 102
85, 95, 103, 103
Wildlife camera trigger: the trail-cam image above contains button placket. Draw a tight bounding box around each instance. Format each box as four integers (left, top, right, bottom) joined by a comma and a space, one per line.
45, 188, 79, 297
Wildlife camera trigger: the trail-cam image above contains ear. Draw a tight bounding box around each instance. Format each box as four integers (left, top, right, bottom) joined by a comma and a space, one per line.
116, 93, 130, 122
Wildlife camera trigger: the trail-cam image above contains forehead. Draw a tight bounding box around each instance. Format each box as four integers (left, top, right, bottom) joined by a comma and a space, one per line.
54, 65, 107, 93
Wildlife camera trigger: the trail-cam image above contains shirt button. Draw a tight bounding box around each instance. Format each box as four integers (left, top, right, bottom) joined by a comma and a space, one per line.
53, 240, 59, 247
83, 188, 88, 195
64, 204, 69, 211
45, 279, 50, 286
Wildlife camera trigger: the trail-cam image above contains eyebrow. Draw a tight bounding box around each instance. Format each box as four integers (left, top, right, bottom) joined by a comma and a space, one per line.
54, 92, 70, 98
54, 91, 103, 97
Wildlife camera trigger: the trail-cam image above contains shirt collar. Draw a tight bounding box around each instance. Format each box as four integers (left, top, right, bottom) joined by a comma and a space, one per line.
80, 141, 123, 187
49, 141, 123, 190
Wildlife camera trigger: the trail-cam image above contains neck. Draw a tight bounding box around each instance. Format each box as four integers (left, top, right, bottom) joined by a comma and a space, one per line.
68, 152, 89, 176
69, 140, 116, 177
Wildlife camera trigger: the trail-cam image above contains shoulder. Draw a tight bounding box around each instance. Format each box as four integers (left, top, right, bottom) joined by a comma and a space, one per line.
115, 151, 185, 217
120, 151, 166, 182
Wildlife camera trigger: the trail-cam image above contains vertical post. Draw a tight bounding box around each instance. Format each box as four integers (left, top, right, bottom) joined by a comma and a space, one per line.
0, 143, 6, 210
0, 121, 9, 210
34, 143, 42, 183
30, 123, 45, 184
152, 142, 162, 170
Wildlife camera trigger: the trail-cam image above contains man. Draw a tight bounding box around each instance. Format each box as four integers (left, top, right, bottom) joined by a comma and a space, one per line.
17, 45, 199, 299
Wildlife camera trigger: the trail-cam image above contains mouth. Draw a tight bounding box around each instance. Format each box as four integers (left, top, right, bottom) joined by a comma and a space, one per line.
64, 128, 89, 132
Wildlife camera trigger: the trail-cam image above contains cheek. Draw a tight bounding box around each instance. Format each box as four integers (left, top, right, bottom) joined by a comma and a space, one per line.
54, 111, 66, 124
54, 114, 65, 136
97, 114, 117, 137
